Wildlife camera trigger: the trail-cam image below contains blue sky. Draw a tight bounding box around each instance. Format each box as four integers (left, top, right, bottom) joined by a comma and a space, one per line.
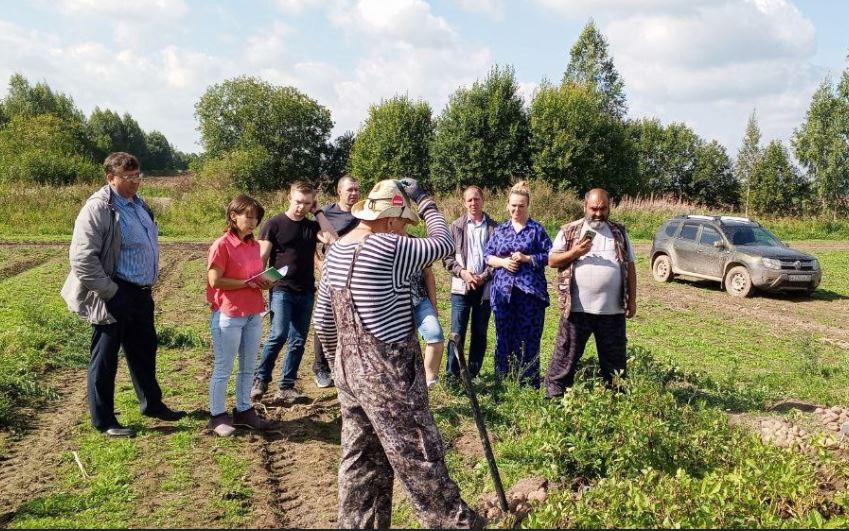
2, 0, 847, 156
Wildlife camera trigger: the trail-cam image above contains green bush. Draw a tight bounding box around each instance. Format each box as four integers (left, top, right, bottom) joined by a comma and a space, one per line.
195, 76, 332, 189
349, 95, 433, 190
0, 113, 100, 185
195, 146, 275, 193
1, 150, 100, 185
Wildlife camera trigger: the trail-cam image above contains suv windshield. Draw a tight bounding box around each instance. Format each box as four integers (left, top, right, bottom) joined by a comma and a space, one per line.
721, 225, 784, 247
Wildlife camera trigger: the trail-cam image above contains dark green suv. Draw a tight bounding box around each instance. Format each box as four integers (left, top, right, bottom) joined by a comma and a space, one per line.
650, 215, 821, 297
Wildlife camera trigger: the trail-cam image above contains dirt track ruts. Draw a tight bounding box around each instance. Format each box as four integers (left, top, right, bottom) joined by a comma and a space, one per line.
0, 371, 88, 525
260, 395, 342, 528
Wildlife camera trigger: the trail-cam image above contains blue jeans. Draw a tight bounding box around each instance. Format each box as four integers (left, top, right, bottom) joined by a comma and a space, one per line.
446, 287, 491, 378
255, 289, 314, 389
209, 311, 263, 416
414, 298, 444, 344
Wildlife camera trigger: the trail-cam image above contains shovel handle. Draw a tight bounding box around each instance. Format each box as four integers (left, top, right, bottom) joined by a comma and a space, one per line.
448, 333, 509, 514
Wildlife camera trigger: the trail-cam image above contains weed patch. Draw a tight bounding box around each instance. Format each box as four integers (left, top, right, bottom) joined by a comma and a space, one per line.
157, 325, 208, 349
0, 260, 89, 427
424, 349, 844, 528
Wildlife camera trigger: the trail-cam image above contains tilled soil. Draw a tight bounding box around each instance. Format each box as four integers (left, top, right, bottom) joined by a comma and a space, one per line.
730, 404, 849, 457
0, 369, 88, 524
259, 396, 341, 528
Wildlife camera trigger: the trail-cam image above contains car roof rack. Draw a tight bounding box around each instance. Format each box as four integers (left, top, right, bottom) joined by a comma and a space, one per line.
719, 216, 756, 224
673, 214, 760, 226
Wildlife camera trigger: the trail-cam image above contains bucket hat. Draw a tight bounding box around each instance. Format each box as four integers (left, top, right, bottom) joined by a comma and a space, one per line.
351, 179, 420, 225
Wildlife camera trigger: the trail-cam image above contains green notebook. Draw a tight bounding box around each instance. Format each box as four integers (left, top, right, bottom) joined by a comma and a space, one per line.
247, 265, 288, 283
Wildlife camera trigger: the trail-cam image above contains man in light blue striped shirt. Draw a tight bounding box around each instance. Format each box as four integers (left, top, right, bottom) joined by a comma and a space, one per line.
112, 188, 160, 286
62, 152, 184, 438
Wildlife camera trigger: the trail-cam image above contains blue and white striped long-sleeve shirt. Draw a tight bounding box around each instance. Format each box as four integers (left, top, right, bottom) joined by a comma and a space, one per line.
112, 190, 159, 286
313, 198, 452, 348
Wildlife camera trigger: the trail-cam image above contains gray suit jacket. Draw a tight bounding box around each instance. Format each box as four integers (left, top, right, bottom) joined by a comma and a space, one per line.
442, 212, 498, 300
60, 185, 155, 324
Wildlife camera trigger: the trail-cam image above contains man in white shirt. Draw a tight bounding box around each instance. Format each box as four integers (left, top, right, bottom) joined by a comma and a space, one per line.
545, 188, 637, 397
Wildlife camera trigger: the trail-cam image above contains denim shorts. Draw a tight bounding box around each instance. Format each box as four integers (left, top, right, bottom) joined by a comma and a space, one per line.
414, 298, 445, 344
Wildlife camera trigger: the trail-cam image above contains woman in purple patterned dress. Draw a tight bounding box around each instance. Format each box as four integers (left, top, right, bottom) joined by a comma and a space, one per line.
485, 181, 551, 388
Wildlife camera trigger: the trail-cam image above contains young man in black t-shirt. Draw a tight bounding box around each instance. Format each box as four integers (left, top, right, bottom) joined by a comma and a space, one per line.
252, 181, 320, 403
312, 176, 360, 388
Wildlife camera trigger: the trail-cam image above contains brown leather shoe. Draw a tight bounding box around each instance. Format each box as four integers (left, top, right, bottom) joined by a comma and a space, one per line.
232, 407, 279, 431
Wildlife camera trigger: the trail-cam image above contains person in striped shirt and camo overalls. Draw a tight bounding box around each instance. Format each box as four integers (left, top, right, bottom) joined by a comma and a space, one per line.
313, 178, 484, 529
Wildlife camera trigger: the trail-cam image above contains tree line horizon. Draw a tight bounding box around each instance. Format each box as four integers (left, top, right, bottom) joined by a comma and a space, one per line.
1, 22, 847, 218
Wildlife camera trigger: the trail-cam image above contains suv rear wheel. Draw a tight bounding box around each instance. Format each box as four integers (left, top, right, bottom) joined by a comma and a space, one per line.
652, 255, 674, 282
725, 266, 753, 297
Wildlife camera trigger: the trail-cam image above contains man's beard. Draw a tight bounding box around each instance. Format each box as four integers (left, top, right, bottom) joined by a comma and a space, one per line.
586, 216, 606, 230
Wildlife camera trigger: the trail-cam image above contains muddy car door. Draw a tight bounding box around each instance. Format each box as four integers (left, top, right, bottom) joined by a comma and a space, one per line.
674, 222, 701, 273
693, 225, 726, 279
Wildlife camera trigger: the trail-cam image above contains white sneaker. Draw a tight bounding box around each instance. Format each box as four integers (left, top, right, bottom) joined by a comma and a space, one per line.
314, 370, 334, 388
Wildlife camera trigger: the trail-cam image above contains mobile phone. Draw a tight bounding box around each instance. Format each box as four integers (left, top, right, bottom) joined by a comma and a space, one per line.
581, 229, 597, 242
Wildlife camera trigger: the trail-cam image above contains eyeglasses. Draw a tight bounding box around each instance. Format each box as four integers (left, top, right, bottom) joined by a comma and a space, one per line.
116, 173, 143, 183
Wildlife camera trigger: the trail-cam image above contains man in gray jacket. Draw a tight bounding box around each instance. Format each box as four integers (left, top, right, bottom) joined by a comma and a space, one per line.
61, 152, 184, 438
443, 186, 497, 379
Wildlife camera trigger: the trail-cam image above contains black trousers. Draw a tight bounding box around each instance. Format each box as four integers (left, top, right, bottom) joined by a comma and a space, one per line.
88, 280, 164, 430
544, 311, 627, 398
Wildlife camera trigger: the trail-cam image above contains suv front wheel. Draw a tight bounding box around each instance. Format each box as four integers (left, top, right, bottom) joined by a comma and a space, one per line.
725, 266, 754, 297
652, 255, 674, 282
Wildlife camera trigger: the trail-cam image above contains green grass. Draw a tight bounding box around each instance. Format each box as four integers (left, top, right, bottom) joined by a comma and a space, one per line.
627, 253, 849, 405
0, 259, 90, 428
0, 252, 257, 528
817, 250, 849, 298
3, 237, 849, 528
11, 433, 139, 528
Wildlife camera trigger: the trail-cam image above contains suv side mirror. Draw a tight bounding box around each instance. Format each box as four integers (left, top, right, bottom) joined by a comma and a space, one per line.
713, 241, 724, 249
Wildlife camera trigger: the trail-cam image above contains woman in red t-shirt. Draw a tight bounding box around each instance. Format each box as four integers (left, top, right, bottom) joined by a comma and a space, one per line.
207, 195, 278, 436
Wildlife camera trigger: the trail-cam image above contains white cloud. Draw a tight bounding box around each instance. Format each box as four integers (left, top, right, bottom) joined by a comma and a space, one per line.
326, 0, 493, 130
6, 0, 829, 157
607, 0, 814, 69
530, 0, 826, 150
0, 18, 224, 151
244, 21, 293, 66
327, 0, 459, 49
517, 81, 539, 105
265, 0, 495, 133
533, 0, 712, 18
575, 0, 821, 150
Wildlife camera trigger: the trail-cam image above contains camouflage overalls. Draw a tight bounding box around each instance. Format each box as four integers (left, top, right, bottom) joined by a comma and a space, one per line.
331, 239, 483, 529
